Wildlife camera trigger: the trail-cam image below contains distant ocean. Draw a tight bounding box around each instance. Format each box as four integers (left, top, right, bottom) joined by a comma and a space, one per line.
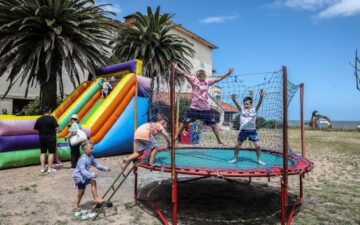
289, 120, 360, 129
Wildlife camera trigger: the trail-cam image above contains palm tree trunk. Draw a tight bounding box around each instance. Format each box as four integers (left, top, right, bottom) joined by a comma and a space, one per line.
40, 72, 57, 111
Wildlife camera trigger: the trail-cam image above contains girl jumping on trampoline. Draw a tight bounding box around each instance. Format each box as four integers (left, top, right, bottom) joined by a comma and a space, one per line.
121, 114, 171, 168
173, 62, 234, 145
229, 90, 265, 165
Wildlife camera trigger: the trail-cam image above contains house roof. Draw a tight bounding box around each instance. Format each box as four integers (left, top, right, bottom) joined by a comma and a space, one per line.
121, 15, 218, 49
152, 92, 192, 105
152, 92, 239, 113
214, 100, 239, 113
173, 24, 218, 49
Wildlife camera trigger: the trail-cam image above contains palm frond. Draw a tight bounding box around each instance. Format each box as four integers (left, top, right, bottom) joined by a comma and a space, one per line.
0, 0, 117, 107
113, 6, 195, 86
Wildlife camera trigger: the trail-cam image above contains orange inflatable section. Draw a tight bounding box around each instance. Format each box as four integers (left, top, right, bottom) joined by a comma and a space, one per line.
53, 82, 91, 119
78, 91, 102, 119
90, 86, 136, 143
57, 90, 101, 138
90, 75, 136, 136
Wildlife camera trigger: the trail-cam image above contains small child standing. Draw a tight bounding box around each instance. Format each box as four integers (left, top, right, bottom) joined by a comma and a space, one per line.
121, 115, 171, 168
72, 140, 111, 209
101, 78, 113, 98
229, 90, 265, 165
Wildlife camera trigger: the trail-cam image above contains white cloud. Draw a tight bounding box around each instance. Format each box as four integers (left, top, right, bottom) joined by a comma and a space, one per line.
318, 0, 360, 18
271, 0, 360, 19
95, 1, 122, 15
199, 15, 238, 24
280, 0, 336, 10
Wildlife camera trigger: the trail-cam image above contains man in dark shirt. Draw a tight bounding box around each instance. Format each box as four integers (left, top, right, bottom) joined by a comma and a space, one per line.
34, 106, 60, 173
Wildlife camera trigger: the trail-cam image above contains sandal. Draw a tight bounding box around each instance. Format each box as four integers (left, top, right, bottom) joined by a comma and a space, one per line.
95, 201, 113, 208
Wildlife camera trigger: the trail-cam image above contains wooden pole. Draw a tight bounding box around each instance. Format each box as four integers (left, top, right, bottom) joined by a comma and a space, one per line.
134, 79, 139, 199
300, 83, 305, 157
170, 64, 178, 225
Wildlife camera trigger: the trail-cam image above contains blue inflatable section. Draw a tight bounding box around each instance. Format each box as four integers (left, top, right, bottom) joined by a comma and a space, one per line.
93, 97, 148, 157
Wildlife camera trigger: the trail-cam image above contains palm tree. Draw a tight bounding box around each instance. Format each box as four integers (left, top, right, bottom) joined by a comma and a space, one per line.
0, 0, 116, 109
113, 6, 195, 86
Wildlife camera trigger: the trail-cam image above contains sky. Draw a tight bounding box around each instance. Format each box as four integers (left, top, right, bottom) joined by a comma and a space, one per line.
97, 0, 360, 121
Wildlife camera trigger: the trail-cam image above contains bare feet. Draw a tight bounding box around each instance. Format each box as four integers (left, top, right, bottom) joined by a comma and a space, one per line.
95, 197, 104, 204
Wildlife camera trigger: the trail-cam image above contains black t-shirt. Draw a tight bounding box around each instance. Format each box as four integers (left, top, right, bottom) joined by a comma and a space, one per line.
34, 115, 59, 140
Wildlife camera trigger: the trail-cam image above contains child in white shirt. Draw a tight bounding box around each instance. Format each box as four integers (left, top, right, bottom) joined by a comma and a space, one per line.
229, 90, 265, 165
101, 78, 113, 98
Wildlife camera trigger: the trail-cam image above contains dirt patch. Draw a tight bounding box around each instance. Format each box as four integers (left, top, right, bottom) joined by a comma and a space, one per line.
0, 130, 359, 225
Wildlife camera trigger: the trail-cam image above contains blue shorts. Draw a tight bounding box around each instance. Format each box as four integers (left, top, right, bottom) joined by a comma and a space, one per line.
77, 178, 91, 190
184, 108, 216, 125
238, 130, 260, 142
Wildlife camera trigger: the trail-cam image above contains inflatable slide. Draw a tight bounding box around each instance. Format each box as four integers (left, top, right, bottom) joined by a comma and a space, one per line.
0, 60, 151, 169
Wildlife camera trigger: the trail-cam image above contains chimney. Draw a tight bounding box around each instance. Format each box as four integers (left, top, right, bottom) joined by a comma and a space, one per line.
123, 15, 136, 26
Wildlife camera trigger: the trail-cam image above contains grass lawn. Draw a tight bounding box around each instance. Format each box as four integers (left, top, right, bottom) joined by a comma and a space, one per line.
289, 129, 360, 225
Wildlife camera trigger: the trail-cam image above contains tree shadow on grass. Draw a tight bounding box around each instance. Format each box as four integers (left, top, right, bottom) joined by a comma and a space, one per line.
138, 177, 299, 225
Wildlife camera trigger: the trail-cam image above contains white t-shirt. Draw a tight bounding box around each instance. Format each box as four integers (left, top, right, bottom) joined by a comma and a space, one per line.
240, 107, 257, 131
102, 81, 112, 90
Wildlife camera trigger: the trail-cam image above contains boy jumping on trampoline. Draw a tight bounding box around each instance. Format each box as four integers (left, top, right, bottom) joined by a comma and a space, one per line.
229, 90, 265, 165
121, 114, 171, 168
173, 62, 234, 145
72, 140, 111, 209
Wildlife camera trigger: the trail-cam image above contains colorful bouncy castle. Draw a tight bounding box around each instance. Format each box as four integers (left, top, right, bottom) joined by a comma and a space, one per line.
0, 60, 151, 169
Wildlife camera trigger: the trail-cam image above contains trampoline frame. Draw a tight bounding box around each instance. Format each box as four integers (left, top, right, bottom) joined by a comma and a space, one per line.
132, 66, 311, 225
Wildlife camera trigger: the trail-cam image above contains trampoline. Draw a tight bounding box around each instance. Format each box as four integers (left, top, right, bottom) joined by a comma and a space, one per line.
131, 66, 313, 225
139, 147, 313, 177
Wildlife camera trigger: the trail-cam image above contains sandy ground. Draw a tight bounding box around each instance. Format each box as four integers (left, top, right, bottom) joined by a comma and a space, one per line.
0, 130, 359, 225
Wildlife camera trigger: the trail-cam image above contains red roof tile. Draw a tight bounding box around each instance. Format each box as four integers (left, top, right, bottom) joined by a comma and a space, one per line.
152, 92, 239, 113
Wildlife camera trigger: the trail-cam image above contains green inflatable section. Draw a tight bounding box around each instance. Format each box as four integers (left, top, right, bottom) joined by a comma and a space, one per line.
58, 78, 102, 129
81, 98, 105, 125
0, 144, 74, 169
0, 80, 102, 170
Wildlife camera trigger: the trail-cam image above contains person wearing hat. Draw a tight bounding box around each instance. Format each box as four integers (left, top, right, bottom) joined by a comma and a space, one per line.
66, 114, 82, 168
34, 106, 60, 173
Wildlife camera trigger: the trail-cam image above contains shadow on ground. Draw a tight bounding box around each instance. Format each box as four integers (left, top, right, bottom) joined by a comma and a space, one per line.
137, 177, 298, 225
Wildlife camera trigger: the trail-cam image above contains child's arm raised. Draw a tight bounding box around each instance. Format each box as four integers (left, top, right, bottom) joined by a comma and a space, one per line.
231, 94, 242, 112
255, 89, 265, 112
172, 62, 191, 81
211, 68, 234, 83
